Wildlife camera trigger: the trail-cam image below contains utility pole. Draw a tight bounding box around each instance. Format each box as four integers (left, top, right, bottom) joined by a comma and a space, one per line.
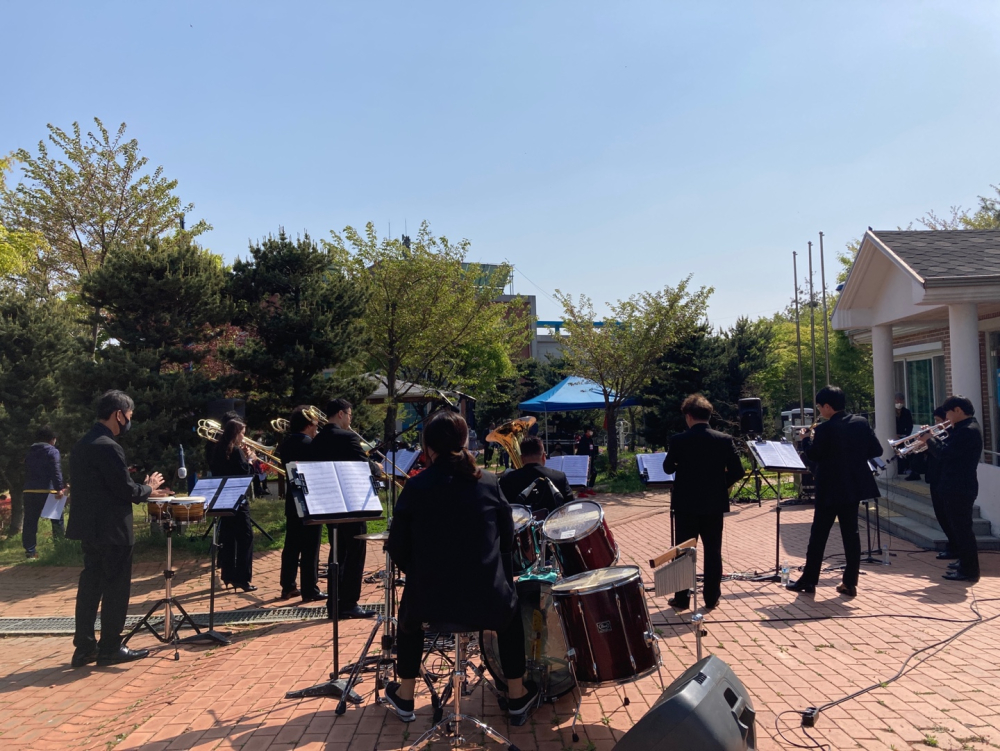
808, 241, 817, 402
793, 252, 805, 426
819, 232, 831, 384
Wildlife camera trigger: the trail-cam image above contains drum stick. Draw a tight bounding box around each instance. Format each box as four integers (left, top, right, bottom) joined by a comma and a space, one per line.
649, 538, 697, 569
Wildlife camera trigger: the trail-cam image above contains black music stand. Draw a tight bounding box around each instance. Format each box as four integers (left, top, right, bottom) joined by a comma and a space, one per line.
181, 477, 251, 646
284, 461, 383, 702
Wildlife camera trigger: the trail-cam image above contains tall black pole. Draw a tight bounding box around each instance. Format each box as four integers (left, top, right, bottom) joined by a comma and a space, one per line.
808, 241, 817, 401
819, 232, 831, 383
793, 252, 805, 425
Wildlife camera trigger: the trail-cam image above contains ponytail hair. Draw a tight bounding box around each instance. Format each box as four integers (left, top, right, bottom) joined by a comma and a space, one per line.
423, 410, 481, 480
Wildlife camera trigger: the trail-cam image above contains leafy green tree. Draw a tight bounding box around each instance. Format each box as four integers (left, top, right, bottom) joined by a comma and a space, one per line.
555, 277, 712, 471
325, 221, 526, 443
0, 119, 208, 350
0, 288, 87, 533
641, 324, 713, 448
228, 230, 369, 428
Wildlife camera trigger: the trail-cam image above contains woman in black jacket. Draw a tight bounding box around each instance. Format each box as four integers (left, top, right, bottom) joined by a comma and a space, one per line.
208, 419, 256, 592
384, 411, 537, 722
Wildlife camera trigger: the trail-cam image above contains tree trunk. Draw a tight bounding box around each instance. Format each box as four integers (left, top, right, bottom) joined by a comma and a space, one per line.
605, 404, 618, 475
383, 369, 399, 447
627, 407, 637, 453
90, 305, 101, 359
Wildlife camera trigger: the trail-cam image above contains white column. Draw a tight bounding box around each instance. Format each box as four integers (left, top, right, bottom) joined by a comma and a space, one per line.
948, 303, 984, 421
871, 324, 897, 474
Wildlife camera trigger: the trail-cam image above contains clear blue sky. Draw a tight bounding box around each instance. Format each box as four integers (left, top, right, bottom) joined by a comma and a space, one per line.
5, 1, 999, 326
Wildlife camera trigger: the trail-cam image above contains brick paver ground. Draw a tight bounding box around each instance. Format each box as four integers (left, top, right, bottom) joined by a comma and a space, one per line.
3, 489, 999, 751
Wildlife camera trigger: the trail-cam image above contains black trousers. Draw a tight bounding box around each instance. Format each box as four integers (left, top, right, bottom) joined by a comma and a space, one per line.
219, 506, 254, 586
280, 496, 321, 594
326, 521, 367, 612
22, 493, 64, 553
397, 609, 526, 681
944, 492, 979, 580
930, 486, 956, 554
74, 542, 133, 654
673, 511, 724, 606
801, 502, 861, 588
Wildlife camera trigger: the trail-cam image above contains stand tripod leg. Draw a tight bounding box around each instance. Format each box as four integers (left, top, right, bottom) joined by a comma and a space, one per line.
337, 614, 384, 714
248, 514, 274, 542
182, 518, 231, 645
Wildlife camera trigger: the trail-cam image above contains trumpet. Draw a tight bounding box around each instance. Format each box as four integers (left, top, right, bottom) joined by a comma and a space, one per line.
798, 421, 820, 440
889, 420, 953, 457
197, 419, 286, 476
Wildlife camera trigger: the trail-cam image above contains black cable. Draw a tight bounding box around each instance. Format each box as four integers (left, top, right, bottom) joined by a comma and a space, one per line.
652, 611, 981, 628
774, 710, 831, 750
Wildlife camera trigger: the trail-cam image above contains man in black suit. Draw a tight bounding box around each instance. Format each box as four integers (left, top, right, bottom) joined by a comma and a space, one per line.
498, 436, 573, 515
788, 385, 883, 597
662, 394, 745, 611
67, 390, 166, 667
310, 398, 376, 620
916, 395, 983, 583
895, 392, 920, 481
277, 406, 324, 602
576, 428, 599, 487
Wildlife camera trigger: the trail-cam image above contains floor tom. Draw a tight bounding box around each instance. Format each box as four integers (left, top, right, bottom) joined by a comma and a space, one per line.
541, 501, 618, 576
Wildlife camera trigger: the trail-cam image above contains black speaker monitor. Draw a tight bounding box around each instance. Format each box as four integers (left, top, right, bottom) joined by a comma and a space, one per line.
738, 398, 763, 436
613, 655, 756, 751
207, 398, 246, 424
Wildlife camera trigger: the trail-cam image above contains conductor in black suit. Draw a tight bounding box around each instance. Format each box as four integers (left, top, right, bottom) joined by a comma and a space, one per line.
498, 436, 573, 515
662, 394, 745, 611
788, 386, 883, 597
67, 390, 166, 667
310, 398, 376, 620
277, 406, 324, 601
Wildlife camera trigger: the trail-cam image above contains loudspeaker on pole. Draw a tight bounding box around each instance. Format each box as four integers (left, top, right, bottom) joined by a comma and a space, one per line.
738, 398, 764, 436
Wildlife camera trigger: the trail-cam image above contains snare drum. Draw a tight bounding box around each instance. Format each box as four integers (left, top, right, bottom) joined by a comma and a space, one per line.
147, 497, 206, 524
551, 566, 659, 686
480, 571, 576, 701
510, 505, 538, 575
541, 501, 618, 576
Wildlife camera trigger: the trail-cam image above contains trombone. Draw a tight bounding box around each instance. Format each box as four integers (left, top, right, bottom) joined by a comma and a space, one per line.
889, 420, 952, 457
197, 419, 286, 477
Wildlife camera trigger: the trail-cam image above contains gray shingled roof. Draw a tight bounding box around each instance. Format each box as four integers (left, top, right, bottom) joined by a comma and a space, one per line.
871, 230, 1000, 281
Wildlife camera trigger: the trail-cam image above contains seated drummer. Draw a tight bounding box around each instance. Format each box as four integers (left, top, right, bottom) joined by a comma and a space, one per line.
384, 411, 538, 722
498, 436, 573, 515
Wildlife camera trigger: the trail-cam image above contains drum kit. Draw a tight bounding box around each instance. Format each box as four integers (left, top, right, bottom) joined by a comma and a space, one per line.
481, 500, 663, 740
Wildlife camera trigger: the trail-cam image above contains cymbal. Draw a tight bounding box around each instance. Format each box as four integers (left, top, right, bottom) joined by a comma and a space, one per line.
355, 531, 390, 541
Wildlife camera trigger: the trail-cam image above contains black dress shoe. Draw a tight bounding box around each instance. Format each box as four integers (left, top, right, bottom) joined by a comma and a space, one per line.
301, 591, 328, 602
936, 551, 959, 560
236, 583, 258, 593
667, 597, 690, 611
948, 560, 961, 569
339, 605, 377, 619
279, 587, 300, 600
71, 648, 98, 668
786, 579, 816, 594
943, 571, 979, 583
702, 600, 719, 611
836, 583, 857, 597
96, 647, 149, 666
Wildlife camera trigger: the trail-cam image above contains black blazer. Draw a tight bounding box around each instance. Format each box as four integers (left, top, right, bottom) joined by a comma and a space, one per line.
208, 443, 252, 478
386, 464, 517, 630
803, 412, 882, 506
277, 432, 313, 505
311, 425, 369, 464
927, 417, 982, 499
498, 463, 573, 514
663, 423, 744, 515
66, 423, 152, 546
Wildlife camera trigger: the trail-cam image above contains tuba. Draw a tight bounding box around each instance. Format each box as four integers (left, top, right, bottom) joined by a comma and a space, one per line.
486, 416, 537, 469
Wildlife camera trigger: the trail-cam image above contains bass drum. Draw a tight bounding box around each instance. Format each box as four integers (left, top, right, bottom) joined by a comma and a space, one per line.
480, 572, 576, 702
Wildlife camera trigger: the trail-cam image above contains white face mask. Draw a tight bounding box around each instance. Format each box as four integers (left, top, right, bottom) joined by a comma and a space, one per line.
895, 403, 904, 410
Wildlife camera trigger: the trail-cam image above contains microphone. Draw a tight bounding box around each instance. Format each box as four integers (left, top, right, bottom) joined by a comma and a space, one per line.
543, 477, 567, 505
178, 444, 188, 480
519, 478, 541, 501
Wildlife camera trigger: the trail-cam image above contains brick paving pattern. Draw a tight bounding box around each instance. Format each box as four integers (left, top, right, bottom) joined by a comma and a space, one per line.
2, 490, 999, 750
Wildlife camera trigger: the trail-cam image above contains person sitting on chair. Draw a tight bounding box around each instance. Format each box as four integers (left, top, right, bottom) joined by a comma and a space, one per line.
384, 410, 538, 722
498, 436, 573, 515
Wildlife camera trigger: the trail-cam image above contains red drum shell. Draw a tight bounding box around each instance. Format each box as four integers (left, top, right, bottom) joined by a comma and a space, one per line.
541, 501, 618, 576
551, 566, 658, 686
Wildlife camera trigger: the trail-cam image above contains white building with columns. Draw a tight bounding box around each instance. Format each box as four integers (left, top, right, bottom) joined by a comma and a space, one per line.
832, 229, 1000, 527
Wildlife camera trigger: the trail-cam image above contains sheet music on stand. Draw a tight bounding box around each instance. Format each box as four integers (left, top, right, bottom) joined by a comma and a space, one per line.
286, 461, 383, 523
545, 455, 590, 487
382, 449, 420, 477
636, 453, 675, 484
196, 476, 254, 516
748, 441, 807, 472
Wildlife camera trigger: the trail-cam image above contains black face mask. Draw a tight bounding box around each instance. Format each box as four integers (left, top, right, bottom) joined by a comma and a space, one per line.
116, 412, 132, 436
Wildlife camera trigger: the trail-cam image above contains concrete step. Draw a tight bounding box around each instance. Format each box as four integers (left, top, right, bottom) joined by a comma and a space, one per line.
876, 494, 993, 536
860, 503, 1000, 551
877, 478, 984, 519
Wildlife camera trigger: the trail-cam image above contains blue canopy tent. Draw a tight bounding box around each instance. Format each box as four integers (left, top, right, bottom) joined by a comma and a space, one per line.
518, 376, 639, 450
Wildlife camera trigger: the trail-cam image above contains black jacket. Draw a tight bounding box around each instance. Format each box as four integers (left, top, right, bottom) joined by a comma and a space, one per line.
277, 432, 313, 468
802, 412, 882, 506
927, 417, 982, 499
498, 463, 573, 514
24, 442, 63, 491
387, 464, 517, 630
311, 425, 369, 464
66, 423, 152, 546
895, 407, 914, 438
663, 423, 744, 515
208, 443, 252, 478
